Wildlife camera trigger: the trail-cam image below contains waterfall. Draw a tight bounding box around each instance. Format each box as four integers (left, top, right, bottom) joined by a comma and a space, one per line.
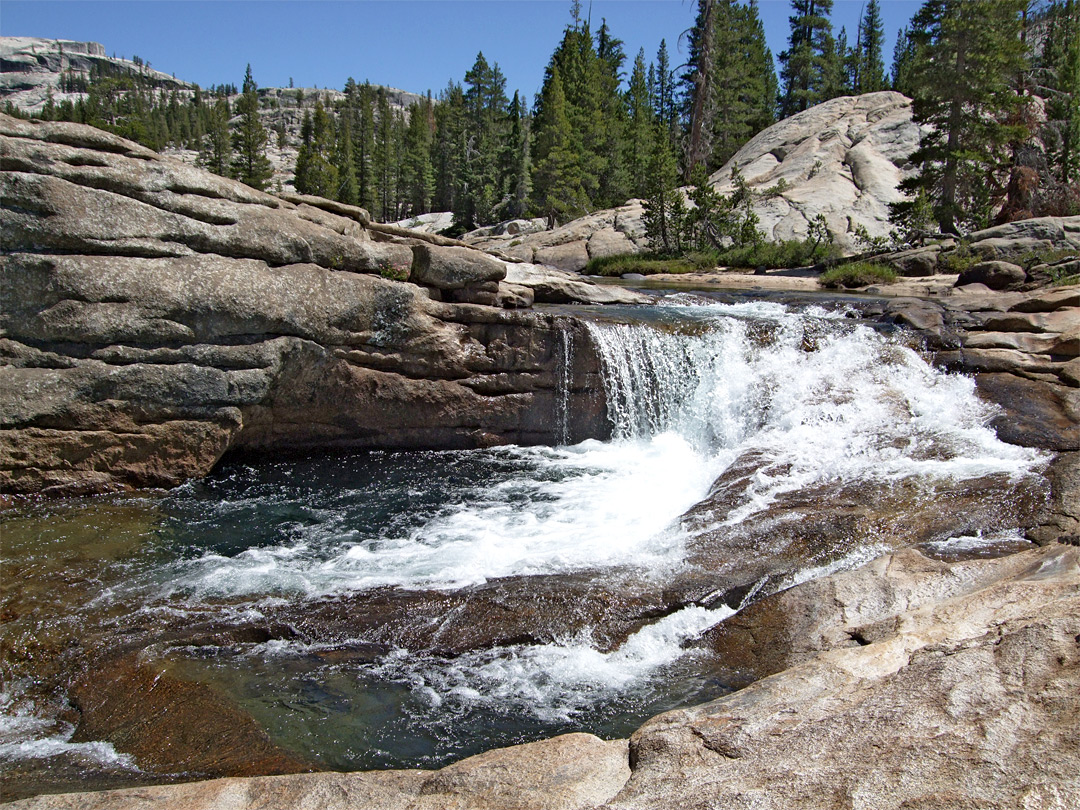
554, 324, 574, 445
583, 300, 1043, 501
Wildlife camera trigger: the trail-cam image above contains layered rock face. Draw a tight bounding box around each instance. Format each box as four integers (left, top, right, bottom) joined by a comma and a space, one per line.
0, 38, 191, 114
0, 114, 610, 494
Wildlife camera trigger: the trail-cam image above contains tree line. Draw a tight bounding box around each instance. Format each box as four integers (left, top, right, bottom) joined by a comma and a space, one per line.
10, 0, 1077, 238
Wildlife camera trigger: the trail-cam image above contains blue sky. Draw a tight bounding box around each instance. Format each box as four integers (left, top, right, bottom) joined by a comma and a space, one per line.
2, 1, 922, 100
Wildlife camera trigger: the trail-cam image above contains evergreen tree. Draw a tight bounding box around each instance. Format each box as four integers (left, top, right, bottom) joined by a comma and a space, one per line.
891, 26, 916, 94
625, 49, 656, 198
294, 100, 338, 198
654, 39, 676, 132
710, 1, 778, 169
594, 19, 630, 207
856, 0, 888, 93
458, 52, 510, 228
531, 66, 589, 225
231, 65, 273, 190
533, 13, 611, 208
198, 96, 231, 176
1038, 0, 1080, 189
353, 81, 378, 213
433, 80, 466, 216
402, 95, 435, 216
896, 0, 1029, 234
684, 0, 718, 178
641, 120, 684, 253
778, 0, 837, 117
374, 88, 396, 220
501, 90, 532, 219
335, 116, 359, 205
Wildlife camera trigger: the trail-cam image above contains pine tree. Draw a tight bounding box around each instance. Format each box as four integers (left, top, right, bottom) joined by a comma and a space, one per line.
433, 81, 466, 216
531, 66, 589, 225
654, 39, 676, 132
353, 81, 378, 213
684, 0, 718, 178
778, 0, 837, 117
198, 96, 231, 176
594, 19, 630, 207
625, 49, 656, 198
458, 52, 510, 227
896, 0, 1029, 234
856, 0, 887, 93
642, 121, 684, 253
710, 1, 778, 169
335, 116, 359, 205
1039, 0, 1080, 189
294, 100, 338, 198
231, 65, 273, 190
501, 90, 532, 219
402, 95, 435, 216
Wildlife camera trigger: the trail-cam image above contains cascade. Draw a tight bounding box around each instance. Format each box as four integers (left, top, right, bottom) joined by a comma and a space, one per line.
0, 296, 1048, 791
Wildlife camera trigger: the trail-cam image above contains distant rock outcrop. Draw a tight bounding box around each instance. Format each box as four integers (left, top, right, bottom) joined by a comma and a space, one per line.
0, 37, 191, 113
0, 114, 619, 494
467, 92, 922, 269
709, 91, 921, 253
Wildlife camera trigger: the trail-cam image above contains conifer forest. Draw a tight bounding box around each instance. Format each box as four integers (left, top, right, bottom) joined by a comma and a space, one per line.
11, 0, 1078, 237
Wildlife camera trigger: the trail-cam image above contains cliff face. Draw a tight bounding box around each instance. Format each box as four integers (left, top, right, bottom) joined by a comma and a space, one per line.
0, 114, 609, 495
0, 37, 191, 113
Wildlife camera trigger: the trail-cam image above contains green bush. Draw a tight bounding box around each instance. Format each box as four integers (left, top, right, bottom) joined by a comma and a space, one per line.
584, 252, 702, 276
938, 242, 978, 274
818, 261, 898, 289
709, 237, 839, 269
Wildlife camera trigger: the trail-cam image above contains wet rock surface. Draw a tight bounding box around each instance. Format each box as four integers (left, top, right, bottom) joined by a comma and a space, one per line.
10, 545, 1078, 810
611, 544, 1080, 810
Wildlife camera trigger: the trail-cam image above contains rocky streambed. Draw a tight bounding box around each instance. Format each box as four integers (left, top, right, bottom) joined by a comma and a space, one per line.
2, 115, 1079, 808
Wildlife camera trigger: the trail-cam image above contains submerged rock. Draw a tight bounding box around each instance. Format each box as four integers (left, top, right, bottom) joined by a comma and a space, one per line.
10, 545, 1077, 810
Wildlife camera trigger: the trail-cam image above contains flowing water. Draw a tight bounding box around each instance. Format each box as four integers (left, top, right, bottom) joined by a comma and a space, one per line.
0, 295, 1047, 795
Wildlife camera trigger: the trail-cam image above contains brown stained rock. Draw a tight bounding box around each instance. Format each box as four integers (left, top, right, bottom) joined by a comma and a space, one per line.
962, 330, 1077, 357
1009, 286, 1080, 313
586, 228, 637, 261
502, 263, 648, 305
967, 215, 1080, 261
667, 447, 1050, 610
975, 373, 1080, 451
879, 245, 941, 277
701, 545, 1055, 683
978, 308, 1078, 334
1027, 451, 1080, 545
11, 546, 1079, 810
68, 654, 312, 778
271, 573, 668, 656
0, 114, 622, 493
5, 734, 629, 810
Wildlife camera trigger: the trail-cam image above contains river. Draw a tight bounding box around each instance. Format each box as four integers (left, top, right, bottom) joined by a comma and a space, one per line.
0, 293, 1045, 798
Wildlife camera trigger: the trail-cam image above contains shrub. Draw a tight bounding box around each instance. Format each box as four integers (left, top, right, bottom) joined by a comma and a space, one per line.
818, 261, 898, 289
584, 252, 702, 276
710, 237, 839, 269
938, 241, 979, 274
